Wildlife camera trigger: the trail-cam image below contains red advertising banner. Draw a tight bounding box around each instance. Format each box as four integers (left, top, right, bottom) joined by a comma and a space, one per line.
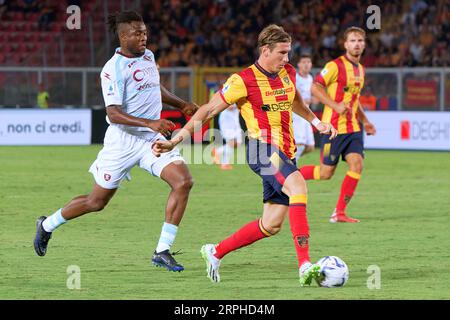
404, 79, 438, 107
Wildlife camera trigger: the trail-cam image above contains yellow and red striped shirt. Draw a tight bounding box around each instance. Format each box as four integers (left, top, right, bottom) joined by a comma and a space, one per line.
315, 55, 365, 134
219, 62, 297, 159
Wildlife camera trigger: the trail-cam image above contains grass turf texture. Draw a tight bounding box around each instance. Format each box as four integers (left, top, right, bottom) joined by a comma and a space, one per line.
1, 145, 449, 299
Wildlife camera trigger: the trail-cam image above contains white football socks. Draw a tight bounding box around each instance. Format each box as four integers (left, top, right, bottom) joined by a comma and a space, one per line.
155, 222, 178, 253
42, 208, 67, 232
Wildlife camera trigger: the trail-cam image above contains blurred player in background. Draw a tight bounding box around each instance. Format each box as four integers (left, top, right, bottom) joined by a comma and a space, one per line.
212, 103, 242, 170
292, 54, 315, 161
34, 11, 199, 272
153, 25, 337, 286
299, 27, 376, 223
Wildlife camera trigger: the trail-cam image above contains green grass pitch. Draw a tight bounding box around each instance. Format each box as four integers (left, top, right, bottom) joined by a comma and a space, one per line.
1, 145, 449, 299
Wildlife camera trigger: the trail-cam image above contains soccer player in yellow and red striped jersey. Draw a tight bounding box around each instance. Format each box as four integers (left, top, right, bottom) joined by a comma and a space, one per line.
299, 27, 376, 223
153, 25, 337, 286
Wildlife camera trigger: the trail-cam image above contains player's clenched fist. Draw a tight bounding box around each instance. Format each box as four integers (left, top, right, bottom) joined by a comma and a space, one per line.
146, 119, 175, 136
152, 136, 183, 157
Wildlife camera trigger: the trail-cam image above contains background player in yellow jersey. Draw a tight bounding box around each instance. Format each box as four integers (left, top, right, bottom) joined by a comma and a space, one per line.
299, 27, 376, 223
153, 25, 337, 286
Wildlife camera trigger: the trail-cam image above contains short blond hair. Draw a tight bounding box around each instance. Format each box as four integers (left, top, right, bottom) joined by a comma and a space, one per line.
343, 26, 366, 41
257, 24, 291, 53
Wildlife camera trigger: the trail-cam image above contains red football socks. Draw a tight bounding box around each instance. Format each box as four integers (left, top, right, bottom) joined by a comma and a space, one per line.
289, 194, 310, 267
336, 171, 361, 213
214, 219, 271, 259
299, 165, 320, 180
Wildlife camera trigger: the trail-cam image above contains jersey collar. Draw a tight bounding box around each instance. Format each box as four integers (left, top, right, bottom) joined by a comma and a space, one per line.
254, 61, 279, 79
343, 54, 360, 67
115, 47, 144, 59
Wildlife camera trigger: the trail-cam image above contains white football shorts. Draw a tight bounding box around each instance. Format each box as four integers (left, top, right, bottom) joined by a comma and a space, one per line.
89, 126, 185, 189
292, 114, 315, 146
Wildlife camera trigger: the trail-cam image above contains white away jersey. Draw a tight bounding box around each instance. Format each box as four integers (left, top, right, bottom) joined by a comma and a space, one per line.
101, 48, 161, 138
295, 73, 313, 103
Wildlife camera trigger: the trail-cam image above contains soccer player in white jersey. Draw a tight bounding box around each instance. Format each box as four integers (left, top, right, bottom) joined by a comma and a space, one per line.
34, 11, 198, 272
292, 54, 315, 161
212, 103, 242, 170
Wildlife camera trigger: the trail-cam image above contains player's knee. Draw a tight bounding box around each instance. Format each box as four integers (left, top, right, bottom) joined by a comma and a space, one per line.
351, 163, 363, 173
173, 176, 194, 193
320, 171, 334, 180
266, 223, 282, 235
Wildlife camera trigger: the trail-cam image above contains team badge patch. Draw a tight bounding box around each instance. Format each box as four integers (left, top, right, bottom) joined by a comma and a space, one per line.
321, 68, 328, 76
104, 174, 111, 181
283, 76, 290, 85
296, 235, 309, 247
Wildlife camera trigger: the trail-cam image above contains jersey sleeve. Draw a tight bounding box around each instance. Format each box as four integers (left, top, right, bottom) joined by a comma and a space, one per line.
100, 62, 124, 107
219, 73, 247, 105
314, 61, 338, 87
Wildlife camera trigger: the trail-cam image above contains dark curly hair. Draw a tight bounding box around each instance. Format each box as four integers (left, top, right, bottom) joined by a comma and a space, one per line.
107, 10, 143, 34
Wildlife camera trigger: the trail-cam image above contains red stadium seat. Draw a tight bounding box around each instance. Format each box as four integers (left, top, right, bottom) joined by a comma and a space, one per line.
0, 22, 13, 32
14, 11, 25, 21
29, 13, 40, 22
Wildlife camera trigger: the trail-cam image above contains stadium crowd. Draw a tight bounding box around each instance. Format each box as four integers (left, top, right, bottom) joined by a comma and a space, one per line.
141, 0, 449, 68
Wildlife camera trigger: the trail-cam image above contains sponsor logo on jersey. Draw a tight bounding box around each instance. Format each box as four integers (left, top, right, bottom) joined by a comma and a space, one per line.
133, 69, 144, 82
265, 87, 293, 96
133, 66, 158, 82
261, 101, 291, 112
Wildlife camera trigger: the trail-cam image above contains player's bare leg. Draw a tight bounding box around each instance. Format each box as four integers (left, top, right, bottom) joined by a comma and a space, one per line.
318, 163, 336, 180
61, 185, 117, 220
34, 184, 117, 256
159, 161, 193, 226
151, 161, 193, 272
282, 171, 321, 286
330, 153, 363, 223
201, 202, 287, 283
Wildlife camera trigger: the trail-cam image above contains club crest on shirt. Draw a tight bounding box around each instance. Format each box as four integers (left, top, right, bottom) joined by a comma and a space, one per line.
104, 173, 111, 181
283, 76, 290, 85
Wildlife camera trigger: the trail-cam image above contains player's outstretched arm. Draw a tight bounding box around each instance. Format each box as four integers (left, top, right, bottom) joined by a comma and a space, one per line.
311, 82, 350, 115
160, 84, 199, 116
292, 90, 338, 139
152, 92, 230, 156
356, 102, 376, 135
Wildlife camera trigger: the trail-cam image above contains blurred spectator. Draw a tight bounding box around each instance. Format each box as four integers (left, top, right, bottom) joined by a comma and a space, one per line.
0, 0, 7, 19
360, 87, 377, 111
38, 0, 56, 31
37, 83, 50, 109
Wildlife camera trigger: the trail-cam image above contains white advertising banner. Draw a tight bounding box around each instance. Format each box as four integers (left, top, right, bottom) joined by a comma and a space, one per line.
364, 111, 450, 151
0, 109, 92, 145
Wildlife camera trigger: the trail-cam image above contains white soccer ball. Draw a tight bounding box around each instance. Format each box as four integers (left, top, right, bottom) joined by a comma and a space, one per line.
316, 256, 349, 288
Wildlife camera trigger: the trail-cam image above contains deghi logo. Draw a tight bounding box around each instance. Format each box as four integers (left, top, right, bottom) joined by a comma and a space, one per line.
401, 120, 450, 141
